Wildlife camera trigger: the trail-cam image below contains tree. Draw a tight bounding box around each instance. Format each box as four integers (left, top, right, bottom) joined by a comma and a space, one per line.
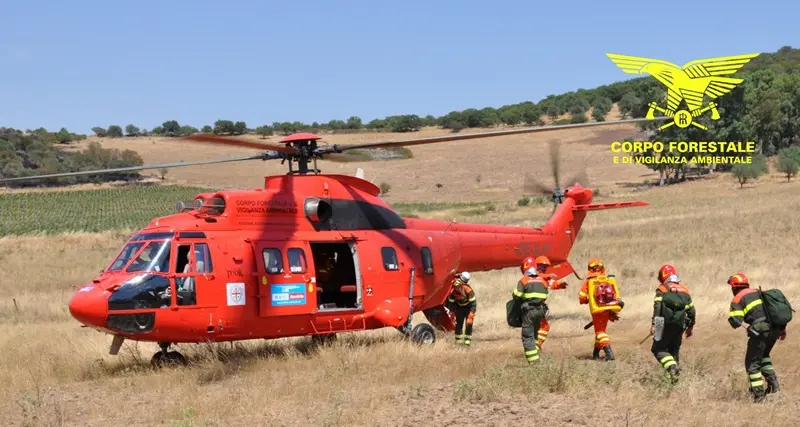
732, 154, 769, 188
202, 125, 213, 133
179, 125, 198, 136
107, 125, 123, 138
214, 120, 235, 134
162, 120, 180, 136
776, 146, 800, 181
125, 124, 140, 137
346, 116, 363, 129
233, 121, 248, 135
255, 125, 274, 138
91, 127, 107, 137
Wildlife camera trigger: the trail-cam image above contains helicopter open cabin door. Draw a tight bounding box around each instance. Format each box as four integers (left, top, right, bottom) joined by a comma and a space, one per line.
255, 241, 315, 317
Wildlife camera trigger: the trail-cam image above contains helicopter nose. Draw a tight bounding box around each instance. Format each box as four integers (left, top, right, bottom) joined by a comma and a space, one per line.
68, 286, 108, 327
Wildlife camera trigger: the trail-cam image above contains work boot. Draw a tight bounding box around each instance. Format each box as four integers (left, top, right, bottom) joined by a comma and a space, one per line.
667, 365, 680, 384
751, 386, 766, 403
765, 376, 781, 394
592, 348, 600, 360
603, 345, 615, 361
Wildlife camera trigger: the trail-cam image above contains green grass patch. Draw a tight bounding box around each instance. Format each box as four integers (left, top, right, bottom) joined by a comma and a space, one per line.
0, 184, 212, 236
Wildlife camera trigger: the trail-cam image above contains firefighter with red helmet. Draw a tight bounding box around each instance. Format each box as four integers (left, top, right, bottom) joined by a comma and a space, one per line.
533, 255, 567, 349
446, 272, 477, 346
650, 264, 695, 383
578, 258, 624, 360
511, 256, 550, 363
727, 272, 786, 402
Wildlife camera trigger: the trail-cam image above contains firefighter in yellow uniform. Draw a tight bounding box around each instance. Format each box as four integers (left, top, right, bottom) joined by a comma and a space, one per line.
446, 272, 477, 346
579, 258, 624, 360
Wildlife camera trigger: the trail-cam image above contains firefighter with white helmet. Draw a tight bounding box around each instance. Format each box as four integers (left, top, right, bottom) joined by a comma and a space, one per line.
446, 271, 477, 346
511, 257, 551, 363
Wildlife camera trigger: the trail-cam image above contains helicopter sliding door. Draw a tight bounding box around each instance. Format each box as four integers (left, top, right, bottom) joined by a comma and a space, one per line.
255, 241, 316, 317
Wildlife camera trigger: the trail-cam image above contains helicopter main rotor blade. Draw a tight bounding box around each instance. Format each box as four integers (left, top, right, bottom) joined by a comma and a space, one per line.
180, 134, 299, 155
0, 153, 275, 184
318, 116, 669, 154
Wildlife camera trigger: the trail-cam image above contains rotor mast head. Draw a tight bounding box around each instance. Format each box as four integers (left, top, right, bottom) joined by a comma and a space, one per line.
278, 133, 323, 175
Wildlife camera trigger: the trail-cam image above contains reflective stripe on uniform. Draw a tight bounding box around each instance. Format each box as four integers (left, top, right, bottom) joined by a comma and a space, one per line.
659, 355, 677, 369
468, 296, 476, 302
579, 291, 588, 297
513, 289, 547, 299
729, 309, 744, 317
654, 296, 663, 302
744, 299, 763, 315
525, 349, 539, 362
761, 357, 774, 373
749, 372, 764, 387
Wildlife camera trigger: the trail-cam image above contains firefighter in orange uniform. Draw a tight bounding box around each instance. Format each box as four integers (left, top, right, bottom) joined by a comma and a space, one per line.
533, 256, 567, 349
446, 272, 477, 346
579, 258, 624, 360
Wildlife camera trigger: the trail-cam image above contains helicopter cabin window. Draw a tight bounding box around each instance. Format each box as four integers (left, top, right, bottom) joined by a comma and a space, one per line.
381, 247, 399, 271
262, 248, 284, 274
287, 248, 307, 274
172, 243, 213, 306
421, 247, 433, 275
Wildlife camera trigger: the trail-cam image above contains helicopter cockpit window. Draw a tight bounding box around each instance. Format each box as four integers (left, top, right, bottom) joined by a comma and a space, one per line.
287, 248, 307, 274
107, 242, 145, 271
381, 247, 399, 271
262, 248, 284, 274
194, 243, 213, 272
126, 241, 172, 273
421, 247, 433, 275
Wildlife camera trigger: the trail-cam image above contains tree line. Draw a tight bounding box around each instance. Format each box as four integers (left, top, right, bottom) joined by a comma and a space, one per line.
3, 46, 799, 187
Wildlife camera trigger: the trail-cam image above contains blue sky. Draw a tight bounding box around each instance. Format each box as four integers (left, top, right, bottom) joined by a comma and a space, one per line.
2, 0, 797, 134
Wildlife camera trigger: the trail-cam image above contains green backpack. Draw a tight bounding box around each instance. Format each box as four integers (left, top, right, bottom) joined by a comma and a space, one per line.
506, 298, 522, 328
661, 290, 692, 327
758, 287, 794, 327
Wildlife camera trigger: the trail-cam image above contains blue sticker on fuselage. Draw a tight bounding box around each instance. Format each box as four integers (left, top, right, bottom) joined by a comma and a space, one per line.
270, 283, 306, 306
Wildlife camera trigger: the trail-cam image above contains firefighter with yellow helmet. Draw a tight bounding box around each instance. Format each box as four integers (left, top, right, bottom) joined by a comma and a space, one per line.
578, 258, 624, 360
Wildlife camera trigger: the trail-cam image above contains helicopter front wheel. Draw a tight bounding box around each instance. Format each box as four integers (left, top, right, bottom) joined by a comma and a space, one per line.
151, 350, 187, 368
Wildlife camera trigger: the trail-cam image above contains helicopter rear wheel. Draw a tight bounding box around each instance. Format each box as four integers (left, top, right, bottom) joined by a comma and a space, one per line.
410, 323, 436, 345
151, 350, 187, 368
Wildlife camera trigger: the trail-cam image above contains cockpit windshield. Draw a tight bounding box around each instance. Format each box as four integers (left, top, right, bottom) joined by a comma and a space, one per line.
107, 242, 145, 271
126, 241, 172, 273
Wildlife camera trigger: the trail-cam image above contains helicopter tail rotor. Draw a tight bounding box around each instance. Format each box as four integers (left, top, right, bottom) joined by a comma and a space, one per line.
522, 139, 592, 213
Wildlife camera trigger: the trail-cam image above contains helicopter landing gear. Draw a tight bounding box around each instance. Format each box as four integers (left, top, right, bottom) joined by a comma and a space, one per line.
151, 342, 187, 368
409, 323, 436, 345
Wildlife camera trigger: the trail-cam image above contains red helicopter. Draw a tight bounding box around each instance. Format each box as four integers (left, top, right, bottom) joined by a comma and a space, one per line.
1, 117, 661, 366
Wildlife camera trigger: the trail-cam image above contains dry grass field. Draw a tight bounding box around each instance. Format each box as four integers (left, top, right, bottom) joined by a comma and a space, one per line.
2, 121, 800, 426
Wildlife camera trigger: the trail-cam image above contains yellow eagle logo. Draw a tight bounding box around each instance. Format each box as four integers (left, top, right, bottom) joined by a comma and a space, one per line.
606, 53, 759, 130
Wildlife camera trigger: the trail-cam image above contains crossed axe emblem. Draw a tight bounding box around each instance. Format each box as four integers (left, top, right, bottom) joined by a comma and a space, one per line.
646, 102, 721, 131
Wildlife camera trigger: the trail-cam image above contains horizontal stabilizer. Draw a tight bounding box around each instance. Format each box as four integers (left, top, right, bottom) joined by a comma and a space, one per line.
572, 201, 649, 211
548, 259, 577, 281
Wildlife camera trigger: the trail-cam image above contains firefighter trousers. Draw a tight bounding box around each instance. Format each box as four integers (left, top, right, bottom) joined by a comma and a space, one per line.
454, 306, 475, 346
651, 325, 683, 377
591, 311, 612, 349
745, 327, 781, 398
521, 304, 546, 363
